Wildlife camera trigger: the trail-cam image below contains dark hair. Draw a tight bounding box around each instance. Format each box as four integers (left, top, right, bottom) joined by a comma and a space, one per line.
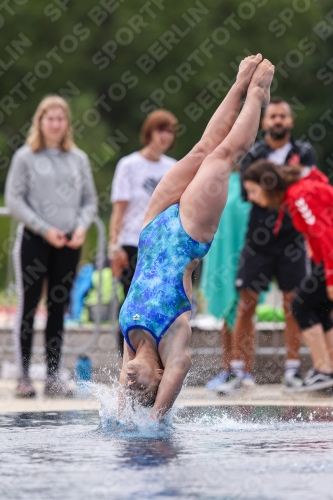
140, 109, 178, 149
269, 96, 289, 105
140, 390, 158, 408
132, 384, 159, 408
243, 160, 302, 198
263, 97, 292, 116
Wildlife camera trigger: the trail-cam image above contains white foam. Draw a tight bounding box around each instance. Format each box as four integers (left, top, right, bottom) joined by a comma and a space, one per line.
90, 380, 175, 439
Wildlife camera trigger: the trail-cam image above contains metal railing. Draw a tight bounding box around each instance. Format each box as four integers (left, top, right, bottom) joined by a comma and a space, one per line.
0, 208, 118, 355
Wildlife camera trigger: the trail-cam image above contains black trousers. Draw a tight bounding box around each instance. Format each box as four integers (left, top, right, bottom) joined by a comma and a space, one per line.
119, 246, 138, 296
118, 245, 138, 355
292, 262, 333, 332
14, 227, 81, 378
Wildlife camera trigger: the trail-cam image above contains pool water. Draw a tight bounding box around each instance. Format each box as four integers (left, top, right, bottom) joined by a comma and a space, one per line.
0, 405, 333, 500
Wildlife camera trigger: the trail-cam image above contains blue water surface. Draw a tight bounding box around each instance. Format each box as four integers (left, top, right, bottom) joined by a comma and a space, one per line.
0, 405, 333, 499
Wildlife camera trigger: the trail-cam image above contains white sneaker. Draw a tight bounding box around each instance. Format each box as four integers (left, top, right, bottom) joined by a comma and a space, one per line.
206, 371, 230, 391
216, 372, 243, 395
242, 372, 256, 387
298, 369, 333, 392
282, 371, 303, 391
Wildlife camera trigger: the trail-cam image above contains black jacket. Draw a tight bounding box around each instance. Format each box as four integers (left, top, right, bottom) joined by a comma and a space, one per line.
240, 138, 316, 253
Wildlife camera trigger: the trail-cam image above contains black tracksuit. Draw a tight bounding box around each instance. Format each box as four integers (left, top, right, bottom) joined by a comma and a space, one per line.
14, 227, 81, 378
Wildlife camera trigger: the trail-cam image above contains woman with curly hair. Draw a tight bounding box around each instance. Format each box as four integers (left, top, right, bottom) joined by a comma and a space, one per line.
243, 159, 333, 391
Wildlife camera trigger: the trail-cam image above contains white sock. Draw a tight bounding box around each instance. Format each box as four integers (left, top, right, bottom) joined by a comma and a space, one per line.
285, 359, 300, 379
230, 360, 244, 378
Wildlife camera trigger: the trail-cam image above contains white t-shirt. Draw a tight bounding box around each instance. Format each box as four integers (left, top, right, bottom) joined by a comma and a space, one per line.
267, 141, 292, 165
111, 151, 177, 246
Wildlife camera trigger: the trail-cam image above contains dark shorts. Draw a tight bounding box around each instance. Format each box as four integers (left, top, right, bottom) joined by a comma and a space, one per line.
292, 262, 333, 331
235, 243, 307, 292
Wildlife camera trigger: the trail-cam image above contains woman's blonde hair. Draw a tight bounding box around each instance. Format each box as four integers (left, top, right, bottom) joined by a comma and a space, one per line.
26, 95, 76, 152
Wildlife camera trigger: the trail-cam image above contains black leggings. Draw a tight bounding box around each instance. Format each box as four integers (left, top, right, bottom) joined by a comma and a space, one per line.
292, 262, 333, 332
14, 227, 81, 378
119, 246, 138, 296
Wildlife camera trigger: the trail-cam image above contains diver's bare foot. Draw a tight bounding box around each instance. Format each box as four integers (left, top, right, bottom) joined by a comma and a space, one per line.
248, 59, 275, 108
236, 54, 263, 95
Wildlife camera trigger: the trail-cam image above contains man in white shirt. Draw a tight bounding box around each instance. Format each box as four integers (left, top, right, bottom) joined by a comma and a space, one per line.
109, 110, 178, 353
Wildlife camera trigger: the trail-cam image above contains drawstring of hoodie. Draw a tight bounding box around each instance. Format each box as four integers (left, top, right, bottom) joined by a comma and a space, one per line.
273, 196, 288, 236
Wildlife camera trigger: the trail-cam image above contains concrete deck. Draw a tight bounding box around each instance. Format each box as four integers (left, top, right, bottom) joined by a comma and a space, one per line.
0, 380, 332, 413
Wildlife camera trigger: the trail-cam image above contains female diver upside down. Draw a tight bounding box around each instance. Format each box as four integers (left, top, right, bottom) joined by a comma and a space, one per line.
118, 54, 275, 420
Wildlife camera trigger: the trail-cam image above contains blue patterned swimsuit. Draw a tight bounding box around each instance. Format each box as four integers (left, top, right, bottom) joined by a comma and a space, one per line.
119, 204, 212, 352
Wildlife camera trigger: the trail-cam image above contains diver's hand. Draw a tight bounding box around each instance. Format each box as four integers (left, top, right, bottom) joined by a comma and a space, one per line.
111, 248, 129, 279
150, 353, 191, 420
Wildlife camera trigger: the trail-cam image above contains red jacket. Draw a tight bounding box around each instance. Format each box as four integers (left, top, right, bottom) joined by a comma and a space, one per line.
274, 167, 333, 285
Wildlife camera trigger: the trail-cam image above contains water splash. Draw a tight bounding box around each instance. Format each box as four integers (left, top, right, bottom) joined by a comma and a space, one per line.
90, 381, 175, 439
87, 378, 331, 439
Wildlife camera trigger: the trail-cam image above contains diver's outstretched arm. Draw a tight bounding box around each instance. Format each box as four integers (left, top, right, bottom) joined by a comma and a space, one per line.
150, 351, 191, 420
144, 54, 263, 226
150, 317, 192, 420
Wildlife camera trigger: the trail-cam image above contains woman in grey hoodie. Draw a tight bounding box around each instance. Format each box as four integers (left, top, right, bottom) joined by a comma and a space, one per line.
5, 95, 97, 398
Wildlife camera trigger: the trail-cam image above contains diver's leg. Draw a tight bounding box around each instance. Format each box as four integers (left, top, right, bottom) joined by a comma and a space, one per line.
144, 55, 263, 226
180, 59, 274, 243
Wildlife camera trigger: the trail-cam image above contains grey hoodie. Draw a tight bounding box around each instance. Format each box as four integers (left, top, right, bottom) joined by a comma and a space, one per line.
5, 145, 98, 236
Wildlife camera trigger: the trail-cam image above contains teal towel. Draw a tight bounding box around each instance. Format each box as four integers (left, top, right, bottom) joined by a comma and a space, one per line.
200, 172, 250, 325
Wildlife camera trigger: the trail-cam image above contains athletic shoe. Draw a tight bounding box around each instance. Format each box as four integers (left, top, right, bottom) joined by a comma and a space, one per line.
15, 378, 36, 398
216, 372, 243, 395
242, 372, 256, 387
44, 377, 74, 398
299, 369, 333, 392
205, 371, 230, 391
282, 371, 303, 390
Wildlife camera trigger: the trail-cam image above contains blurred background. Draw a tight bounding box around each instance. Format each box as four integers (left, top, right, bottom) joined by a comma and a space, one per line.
1, 0, 333, 290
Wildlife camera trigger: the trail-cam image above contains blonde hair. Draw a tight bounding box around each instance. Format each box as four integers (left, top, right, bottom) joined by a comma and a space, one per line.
26, 95, 76, 152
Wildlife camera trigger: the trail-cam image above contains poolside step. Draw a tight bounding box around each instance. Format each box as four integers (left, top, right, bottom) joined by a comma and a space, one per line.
0, 382, 331, 414
0, 324, 312, 385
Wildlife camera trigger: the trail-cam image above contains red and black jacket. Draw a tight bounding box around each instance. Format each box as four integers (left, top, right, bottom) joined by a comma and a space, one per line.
240, 138, 316, 252
274, 168, 333, 285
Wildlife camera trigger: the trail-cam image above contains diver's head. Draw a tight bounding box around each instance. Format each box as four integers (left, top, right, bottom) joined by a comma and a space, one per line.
126, 358, 164, 407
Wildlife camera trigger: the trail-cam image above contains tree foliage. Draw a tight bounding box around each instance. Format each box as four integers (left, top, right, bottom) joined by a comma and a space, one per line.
1, 0, 333, 209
